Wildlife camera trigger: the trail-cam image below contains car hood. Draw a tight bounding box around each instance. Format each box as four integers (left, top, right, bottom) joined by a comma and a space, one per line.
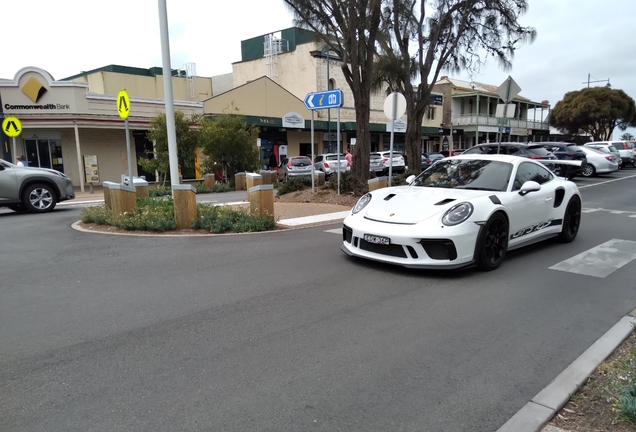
363, 186, 490, 224
19, 166, 67, 177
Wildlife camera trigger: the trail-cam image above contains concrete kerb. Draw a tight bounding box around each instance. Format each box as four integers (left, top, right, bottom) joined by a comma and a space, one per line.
497, 308, 636, 432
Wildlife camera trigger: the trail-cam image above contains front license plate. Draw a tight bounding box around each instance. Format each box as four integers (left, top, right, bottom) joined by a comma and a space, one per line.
364, 234, 390, 245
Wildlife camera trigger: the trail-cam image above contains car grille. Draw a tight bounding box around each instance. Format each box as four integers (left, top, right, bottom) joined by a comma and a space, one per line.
343, 225, 353, 243
419, 239, 458, 260
359, 239, 407, 258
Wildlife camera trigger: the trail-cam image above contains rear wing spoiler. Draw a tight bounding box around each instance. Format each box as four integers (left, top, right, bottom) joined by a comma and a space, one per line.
535, 159, 582, 167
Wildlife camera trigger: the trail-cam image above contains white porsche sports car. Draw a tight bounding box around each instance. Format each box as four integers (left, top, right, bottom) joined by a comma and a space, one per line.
341, 154, 582, 271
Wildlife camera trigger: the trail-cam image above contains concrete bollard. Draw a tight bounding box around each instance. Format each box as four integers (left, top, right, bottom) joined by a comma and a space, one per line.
313, 170, 326, 187
102, 181, 117, 210
245, 173, 262, 190
109, 183, 137, 218
248, 184, 275, 217
368, 176, 388, 192
172, 184, 198, 230
235, 172, 246, 191
203, 174, 216, 190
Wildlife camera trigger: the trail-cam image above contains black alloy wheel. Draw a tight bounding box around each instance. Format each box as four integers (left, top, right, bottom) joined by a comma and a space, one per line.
477, 212, 509, 271
558, 196, 581, 243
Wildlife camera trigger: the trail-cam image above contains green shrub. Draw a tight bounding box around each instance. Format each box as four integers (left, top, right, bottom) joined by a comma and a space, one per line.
325, 171, 367, 196
149, 186, 172, 197
80, 205, 113, 225
392, 169, 419, 186
213, 183, 234, 193
193, 182, 211, 194
193, 204, 276, 233
276, 177, 311, 195
619, 383, 636, 423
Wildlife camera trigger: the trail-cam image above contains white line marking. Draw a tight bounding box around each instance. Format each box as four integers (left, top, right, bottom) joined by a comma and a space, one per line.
630, 215, 636, 219
610, 211, 627, 214
581, 209, 601, 213
550, 239, 636, 278
578, 173, 636, 189
324, 228, 342, 234
279, 211, 350, 226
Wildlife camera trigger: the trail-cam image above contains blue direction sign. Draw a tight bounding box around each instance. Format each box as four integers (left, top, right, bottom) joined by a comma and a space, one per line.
304, 89, 343, 110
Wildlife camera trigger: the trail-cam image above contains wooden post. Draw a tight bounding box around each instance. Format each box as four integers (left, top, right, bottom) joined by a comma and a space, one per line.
172, 184, 198, 230
102, 181, 117, 210
234, 172, 246, 191
109, 183, 137, 218
260, 170, 271, 184
368, 176, 388, 192
270, 170, 278, 184
135, 179, 150, 198
203, 174, 216, 190
248, 184, 275, 217
245, 173, 263, 190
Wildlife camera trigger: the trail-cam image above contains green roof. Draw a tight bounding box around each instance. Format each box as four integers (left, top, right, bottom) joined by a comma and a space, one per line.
240, 27, 319, 62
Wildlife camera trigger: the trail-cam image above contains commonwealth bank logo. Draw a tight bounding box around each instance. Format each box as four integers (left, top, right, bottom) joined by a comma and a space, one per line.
21, 77, 47, 103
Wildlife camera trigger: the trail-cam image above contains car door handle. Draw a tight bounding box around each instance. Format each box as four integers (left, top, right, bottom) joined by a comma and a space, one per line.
545, 197, 553, 202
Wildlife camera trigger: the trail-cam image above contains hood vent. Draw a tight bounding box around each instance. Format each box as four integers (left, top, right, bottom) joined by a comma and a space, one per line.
384, 194, 396, 201
435, 198, 456, 206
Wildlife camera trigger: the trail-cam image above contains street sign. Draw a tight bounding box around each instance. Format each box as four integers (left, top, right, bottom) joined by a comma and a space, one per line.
496, 76, 521, 102
2, 116, 22, 138
383, 92, 406, 120
304, 90, 343, 110
117, 89, 131, 120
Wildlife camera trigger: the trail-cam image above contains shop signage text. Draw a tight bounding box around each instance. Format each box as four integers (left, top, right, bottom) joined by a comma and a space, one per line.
4, 103, 70, 110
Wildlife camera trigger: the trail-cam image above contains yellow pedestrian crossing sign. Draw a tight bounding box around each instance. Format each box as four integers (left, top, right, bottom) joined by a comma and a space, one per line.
2, 116, 22, 138
117, 89, 131, 120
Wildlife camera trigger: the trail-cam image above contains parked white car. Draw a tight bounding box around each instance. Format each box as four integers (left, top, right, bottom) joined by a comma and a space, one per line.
314, 153, 349, 177
579, 146, 619, 177
374, 151, 406, 174
583, 142, 624, 168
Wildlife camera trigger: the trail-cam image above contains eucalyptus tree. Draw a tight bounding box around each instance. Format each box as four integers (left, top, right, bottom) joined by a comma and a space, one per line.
283, 0, 383, 177
374, 0, 536, 174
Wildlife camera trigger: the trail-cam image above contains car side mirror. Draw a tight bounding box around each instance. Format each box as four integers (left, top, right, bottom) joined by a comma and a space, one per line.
518, 181, 541, 196
406, 175, 416, 184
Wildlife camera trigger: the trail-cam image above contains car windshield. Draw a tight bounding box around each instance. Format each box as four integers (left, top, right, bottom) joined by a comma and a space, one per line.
411, 159, 513, 191
527, 146, 554, 157
291, 157, 311, 166
370, 154, 381, 160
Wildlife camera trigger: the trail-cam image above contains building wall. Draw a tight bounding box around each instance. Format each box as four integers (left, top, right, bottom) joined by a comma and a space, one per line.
73, 72, 213, 101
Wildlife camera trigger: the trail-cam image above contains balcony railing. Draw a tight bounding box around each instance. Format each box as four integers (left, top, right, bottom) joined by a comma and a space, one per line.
452, 115, 549, 130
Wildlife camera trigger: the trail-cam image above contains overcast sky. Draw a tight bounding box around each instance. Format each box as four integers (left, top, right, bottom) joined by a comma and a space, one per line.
3, 0, 635, 138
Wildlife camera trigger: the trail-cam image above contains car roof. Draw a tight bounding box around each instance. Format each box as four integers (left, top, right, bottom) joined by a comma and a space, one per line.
446, 154, 530, 164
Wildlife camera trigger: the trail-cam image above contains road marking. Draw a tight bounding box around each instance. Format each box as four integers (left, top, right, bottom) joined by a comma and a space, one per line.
581, 209, 601, 213
610, 211, 627, 214
279, 211, 350, 226
578, 173, 636, 189
324, 228, 342, 234
550, 239, 636, 278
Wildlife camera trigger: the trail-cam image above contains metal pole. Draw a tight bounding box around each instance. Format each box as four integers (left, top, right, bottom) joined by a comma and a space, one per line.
158, 0, 180, 193
388, 92, 397, 187
337, 107, 341, 195
327, 50, 331, 154
587, 73, 590, 88
73, 122, 85, 192
497, 78, 513, 154
311, 111, 315, 194
125, 118, 134, 187
12, 137, 17, 164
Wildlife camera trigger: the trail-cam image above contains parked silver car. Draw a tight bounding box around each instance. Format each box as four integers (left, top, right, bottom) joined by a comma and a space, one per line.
277, 156, 313, 181
369, 153, 384, 173
314, 153, 349, 177
579, 146, 619, 177
0, 159, 75, 212
583, 142, 623, 168
374, 151, 405, 174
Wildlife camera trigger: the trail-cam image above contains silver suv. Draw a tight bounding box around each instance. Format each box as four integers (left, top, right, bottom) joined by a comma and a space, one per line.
0, 159, 75, 212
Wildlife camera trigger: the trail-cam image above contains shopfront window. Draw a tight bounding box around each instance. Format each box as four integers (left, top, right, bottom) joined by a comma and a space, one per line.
23, 139, 65, 173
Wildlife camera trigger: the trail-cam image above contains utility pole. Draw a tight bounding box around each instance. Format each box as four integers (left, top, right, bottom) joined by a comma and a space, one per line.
583, 74, 611, 88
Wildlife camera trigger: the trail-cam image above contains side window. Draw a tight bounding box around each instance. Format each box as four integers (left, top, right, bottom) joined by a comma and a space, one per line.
513, 162, 553, 190
314, 156, 322, 163
506, 146, 522, 155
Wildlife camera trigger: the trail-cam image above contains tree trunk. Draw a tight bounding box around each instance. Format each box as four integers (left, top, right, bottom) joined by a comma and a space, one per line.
405, 113, 424, 175
350, 82, 371, 179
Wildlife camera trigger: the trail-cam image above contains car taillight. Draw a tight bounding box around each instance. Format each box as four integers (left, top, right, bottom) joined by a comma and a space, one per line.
605, 156, 612, 161
382, 158, 388, 162
287, 161, 293, 168
324, 162, 329, 168
527, 155, 543, 160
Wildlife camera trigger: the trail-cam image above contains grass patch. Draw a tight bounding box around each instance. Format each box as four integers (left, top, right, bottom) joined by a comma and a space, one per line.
193, 204, 276, 233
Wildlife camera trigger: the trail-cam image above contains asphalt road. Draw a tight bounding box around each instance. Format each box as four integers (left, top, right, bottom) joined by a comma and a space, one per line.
1, 170, 635, 432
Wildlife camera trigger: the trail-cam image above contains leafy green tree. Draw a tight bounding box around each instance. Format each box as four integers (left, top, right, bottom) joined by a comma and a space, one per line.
199, 110, 261, 179
140, 111, 201, 185
550, 87, 636, 141
283, 0, 383, 178
620, 132, 635, 141
373, 0, 536, 174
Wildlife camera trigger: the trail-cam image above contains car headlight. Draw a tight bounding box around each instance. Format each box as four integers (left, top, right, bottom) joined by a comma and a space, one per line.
352, 193, 372, 214
442, 202, 474, 226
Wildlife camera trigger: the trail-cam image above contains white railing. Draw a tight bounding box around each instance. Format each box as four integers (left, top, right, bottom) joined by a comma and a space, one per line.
452, 115, 549, 130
